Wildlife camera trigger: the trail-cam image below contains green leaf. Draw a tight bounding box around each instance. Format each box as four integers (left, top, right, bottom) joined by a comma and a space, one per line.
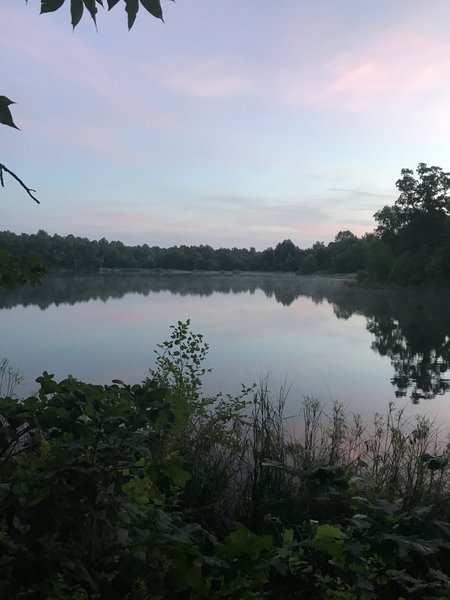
311, 524, 345, 564
140, 0, 163, 20
0, 96, 19, 129
107, 0, 120, 8
219, 523, 273, 560
313, 523, 344, 541
161, 453, 191, 487
71, 0, 84, 28
125, 0, 139, 29
40, 0, 66, 13
83, 0, 98, 24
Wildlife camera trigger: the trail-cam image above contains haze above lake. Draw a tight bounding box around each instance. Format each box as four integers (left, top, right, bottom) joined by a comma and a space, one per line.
1, 272, 449, 423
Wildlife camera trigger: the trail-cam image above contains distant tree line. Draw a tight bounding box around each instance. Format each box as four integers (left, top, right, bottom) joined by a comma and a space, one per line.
0, 228, 367, 275
1, 163, 449, 285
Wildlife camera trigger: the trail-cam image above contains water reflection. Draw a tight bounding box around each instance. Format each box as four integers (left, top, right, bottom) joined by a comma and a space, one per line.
1, 272, 449, 403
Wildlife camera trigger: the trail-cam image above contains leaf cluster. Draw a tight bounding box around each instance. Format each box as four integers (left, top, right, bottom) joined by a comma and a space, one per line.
2, 322, 450, 598
36, 0, 168, 29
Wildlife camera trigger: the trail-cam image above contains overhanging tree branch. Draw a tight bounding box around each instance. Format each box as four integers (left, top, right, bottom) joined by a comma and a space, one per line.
0, 163, 40, 204
1, 95, 40, 203
3, 2, 168, 206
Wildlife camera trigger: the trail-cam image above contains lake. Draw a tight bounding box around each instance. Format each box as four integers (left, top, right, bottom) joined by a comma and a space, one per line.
1, 272, 449, 423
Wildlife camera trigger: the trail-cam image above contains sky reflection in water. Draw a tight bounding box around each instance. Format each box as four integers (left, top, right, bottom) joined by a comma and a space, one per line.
0, 273, 449, 424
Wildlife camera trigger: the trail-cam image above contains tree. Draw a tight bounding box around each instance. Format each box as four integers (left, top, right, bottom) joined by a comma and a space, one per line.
272, 239, 302, 271
372, 163, 450, 285
375, 163, 450, 243
396, 163, 450, 214
328, 230, 364, 274
298, 253, 317, 274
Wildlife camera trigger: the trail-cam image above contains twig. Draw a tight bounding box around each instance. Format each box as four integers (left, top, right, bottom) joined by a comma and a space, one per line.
0, 162, 40, 204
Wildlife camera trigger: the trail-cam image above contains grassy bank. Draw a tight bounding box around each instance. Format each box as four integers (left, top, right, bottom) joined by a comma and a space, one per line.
1, 323, 450, 599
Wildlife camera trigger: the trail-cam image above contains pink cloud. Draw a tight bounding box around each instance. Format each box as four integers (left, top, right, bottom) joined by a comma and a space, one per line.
281, 32, 450, 113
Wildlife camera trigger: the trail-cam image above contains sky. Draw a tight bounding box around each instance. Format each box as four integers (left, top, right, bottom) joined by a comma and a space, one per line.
2, 0, 450, 250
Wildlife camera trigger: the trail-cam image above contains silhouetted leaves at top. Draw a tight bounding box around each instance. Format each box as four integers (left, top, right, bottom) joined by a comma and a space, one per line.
71, 0, 84, 27
40, 0, 65, 13
0, 96, 19, 130
35, 0, 165, 28
140, 0, 163, 20
125, 0, 139, 29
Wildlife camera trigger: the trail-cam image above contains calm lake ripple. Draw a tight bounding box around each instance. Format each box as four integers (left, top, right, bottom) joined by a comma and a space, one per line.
1, 272, 449, 423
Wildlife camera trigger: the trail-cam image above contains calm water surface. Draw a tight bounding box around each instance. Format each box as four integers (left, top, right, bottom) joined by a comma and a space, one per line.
1, 272, 449, 422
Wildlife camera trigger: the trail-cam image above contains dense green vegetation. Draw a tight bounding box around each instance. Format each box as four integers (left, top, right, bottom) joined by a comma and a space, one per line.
367, 163, 450, 286
2, 163, 449, 286
1, 8, 447, 597
2, 321, 450, 598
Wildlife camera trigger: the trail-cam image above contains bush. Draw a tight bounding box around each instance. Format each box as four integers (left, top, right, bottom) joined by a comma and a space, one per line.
2, 323, 450, 598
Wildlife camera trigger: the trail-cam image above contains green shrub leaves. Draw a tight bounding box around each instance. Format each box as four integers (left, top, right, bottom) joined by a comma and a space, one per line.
2, 322, 450, 597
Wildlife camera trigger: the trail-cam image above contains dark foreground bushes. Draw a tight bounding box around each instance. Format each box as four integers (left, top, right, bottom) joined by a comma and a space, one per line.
1, 322, 450, 599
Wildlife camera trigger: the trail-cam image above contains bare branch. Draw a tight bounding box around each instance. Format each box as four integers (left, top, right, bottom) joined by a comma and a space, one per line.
0, 162, 40, 204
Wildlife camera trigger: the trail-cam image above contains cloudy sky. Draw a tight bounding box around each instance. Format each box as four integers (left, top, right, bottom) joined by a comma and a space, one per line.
2, 0, 450, 249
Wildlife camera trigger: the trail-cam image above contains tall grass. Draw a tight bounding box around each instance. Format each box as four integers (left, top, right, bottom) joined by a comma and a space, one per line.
180, 381, 450, 528
0, 358, 22, 397
150, 320, 450, 529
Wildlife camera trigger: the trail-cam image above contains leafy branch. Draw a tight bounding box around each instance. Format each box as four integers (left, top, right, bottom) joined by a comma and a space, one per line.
35, 0, 168, 30
2, 2, 169, 204
0, 95, 39, 203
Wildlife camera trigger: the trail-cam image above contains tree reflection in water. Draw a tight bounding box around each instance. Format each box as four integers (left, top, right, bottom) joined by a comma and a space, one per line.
367, 315, 450, 403
326, 285, 450, 403
1, 272, 449, 403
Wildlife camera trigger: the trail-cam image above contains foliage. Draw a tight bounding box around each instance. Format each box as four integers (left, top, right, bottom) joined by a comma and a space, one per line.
0, 362, 264, 598
3, 0, 168, 202
0, 249, 46, 289
153, 318, 211, 404
2, 321, 450, 598
0, 230, 358, 275
298, 253, 317, 274
0, 95, 40, 205
2, 158, 450, 287
31, 0, 167, 30
395, 163, 450, 215
1, 95, 40, 204
371, 163, 450, 286
0, 96, 19, 130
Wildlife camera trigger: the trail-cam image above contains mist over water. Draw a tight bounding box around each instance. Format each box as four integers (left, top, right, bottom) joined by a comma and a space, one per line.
1, 272, 449, 422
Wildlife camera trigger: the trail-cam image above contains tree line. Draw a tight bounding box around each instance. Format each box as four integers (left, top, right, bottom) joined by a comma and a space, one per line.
0, 226, 384, 275
0, 229, 365, 274
1, 163, 449, 285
